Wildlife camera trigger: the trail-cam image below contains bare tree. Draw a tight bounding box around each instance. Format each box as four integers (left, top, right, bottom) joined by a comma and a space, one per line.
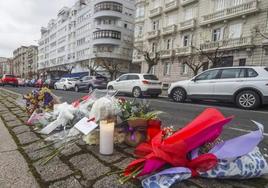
134, 38, 162, 73
94, 57, 121, 80
253, 25, 268, 39
181, 53, 207, 76
86, 60, 99, 76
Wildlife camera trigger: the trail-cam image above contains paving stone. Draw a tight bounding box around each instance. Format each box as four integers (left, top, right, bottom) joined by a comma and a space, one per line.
123, 148, 135, 157
87, 145, 125, 163
188, 179, 233, 188
1, 114, 17, 122
12, 125, 30, 134
23, 141, 53, 161
20, 116, 30, 122
34, 157, 73, 182
5, 120, 23, 128
114, 157, 135, 170
49, 176, 82, 188
70, 154, 110, 181
93, 174, 136, 188
61, 144, 81, 157
16, 132, 40, 145
16, 113, 29, 118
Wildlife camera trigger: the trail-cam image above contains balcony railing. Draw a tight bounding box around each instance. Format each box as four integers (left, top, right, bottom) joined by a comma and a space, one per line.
181, 0, 198, 6
201, 0, 258, 25
147, 30, 160, 39
135, 0, 147, 4
149, 7, 162, 18
162, 24, 177, 35
179, 19, 196, 31
164, 0, 179, 12
161, 49, 174, 59
200, 36, 253, 51
135, 16, 145, 23
176, 46, 192, 56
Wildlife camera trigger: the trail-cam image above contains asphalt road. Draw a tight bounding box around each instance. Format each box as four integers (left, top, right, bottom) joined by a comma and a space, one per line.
2, 85, 268, 156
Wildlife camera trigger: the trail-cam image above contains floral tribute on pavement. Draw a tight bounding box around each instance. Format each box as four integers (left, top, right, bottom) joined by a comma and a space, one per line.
22, 87, 268, 188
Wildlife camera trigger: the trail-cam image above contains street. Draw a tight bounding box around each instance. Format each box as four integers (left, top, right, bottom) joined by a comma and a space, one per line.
2, 85, 268, 155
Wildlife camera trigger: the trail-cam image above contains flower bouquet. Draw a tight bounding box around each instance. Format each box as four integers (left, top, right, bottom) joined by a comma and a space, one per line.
120, 108, 268, 187
118, 98, 162, 147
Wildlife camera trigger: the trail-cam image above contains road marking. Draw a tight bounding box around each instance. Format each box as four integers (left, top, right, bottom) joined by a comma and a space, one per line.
227, 127, 268, 137
150, 98, 268, 115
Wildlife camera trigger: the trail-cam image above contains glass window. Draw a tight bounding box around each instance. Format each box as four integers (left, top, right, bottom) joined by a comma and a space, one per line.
195, 70, 219, 81
143, 75, 159, 80
247, 68, 258, 77
212, 28, 222, 41
127, 75, 139, 80
118, 75, 128, 81
220, 68, 245, 79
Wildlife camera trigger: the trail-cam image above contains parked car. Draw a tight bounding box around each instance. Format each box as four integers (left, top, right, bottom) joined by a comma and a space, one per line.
54, 77, 78, 90
29, 79, 37, 87
74, 75, 108, 92
35, 78, 44, 88
25, 79, 31, 87
17, 78, 26, 87
0, 74, 18, 87
44, 78, 60, 89
168, 66, 268, 110
107, 73, 162, 98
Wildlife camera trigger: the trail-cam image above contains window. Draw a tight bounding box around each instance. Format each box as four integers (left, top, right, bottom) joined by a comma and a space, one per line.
94, 2, 122, 13
127, 75, 139, 80
166, 14, 176, 26
182, 35, 190, 47
150, 66, 155, 74
247, 68, 258, 77
166, 39, 171, 49
124, 24, 128, 28
184, 7, 193, 20
93, 30, 121, 40
229, 23, 242, 39
195, 70, 220, 80
212, 28, 222, 42
239, 59, 246, 66
118, 75, 128, 81
203, 62, 209, 71
152, 20, 159, 30
182, 63, 188, 74
143, 75, 158, 80
164, 62, 171, 75
220, 68, 246, 79
136, 6, 145, 18
152, 42, 157, 52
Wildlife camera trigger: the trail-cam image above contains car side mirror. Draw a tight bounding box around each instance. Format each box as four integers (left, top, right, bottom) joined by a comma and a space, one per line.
192, 78, 197, 82
116, 79, 120, 82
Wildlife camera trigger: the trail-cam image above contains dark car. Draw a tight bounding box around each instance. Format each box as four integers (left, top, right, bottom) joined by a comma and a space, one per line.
74, 75, 108, 92
35, 78, 45, 88
0, 74, 18, 86
44, 78, 60, 89
29, 79, 37, 87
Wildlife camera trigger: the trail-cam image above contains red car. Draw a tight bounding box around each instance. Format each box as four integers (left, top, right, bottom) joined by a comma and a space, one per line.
0, 74, 18, 87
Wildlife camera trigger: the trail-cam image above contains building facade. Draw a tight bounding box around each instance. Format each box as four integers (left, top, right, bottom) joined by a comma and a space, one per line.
38, 0, 138, 79
13, 46, 38, 78
0, 57, 13, 75
134, 0, 268, 87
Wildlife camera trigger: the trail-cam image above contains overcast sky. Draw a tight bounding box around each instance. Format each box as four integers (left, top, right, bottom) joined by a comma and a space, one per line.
0, 0, 77, 57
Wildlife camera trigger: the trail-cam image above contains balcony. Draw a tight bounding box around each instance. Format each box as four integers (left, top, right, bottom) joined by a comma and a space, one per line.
135, 34, 144, 42
201, 0, 258, 25
181, 0, 198, 6
149, 7, 162, 18
161, 49, 175, 59
164, 0, 179, 13
135, 0, 147, 5
135, 16, 145, 23
162, 24, 177, 36
200, 36, 253, 51
147, 30, 160, 40
179, 18, 196, 31
176, 46, 192, 56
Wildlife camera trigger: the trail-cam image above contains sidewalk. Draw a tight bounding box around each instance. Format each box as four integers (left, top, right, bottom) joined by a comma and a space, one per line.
0, 88, 268, 188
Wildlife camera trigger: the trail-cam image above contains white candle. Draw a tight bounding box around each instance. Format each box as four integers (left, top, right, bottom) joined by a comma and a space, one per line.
99, 120, 115, 155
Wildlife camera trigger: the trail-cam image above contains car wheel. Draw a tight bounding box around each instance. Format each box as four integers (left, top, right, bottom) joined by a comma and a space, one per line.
171, 88, 187, 102
88, 85, 93, 93
75, 85, 79, 92
236, 90, 260, 110
108, 86, 113, 90
132, 87, 142, 98
63, 85, 67, 91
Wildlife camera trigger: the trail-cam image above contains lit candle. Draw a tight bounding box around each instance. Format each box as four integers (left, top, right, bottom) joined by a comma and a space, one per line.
99, 120, 115, 155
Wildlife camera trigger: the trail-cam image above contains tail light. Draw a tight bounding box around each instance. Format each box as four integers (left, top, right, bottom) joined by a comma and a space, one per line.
142, 80, 149, 84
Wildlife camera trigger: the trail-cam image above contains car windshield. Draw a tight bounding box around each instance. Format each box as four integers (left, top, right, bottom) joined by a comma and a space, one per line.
143, 75, 158, 80
96, 76, 107, 81
264, 67, 268, 72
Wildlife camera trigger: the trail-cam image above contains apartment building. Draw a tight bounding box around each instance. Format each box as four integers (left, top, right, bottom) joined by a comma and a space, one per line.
38, 0, 138, 79
134, 0, 268, 86
0, 57, 13, 75
13, 46, 38, 78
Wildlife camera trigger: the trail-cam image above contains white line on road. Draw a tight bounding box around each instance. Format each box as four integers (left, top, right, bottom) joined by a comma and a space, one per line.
227, 127, 268, 137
